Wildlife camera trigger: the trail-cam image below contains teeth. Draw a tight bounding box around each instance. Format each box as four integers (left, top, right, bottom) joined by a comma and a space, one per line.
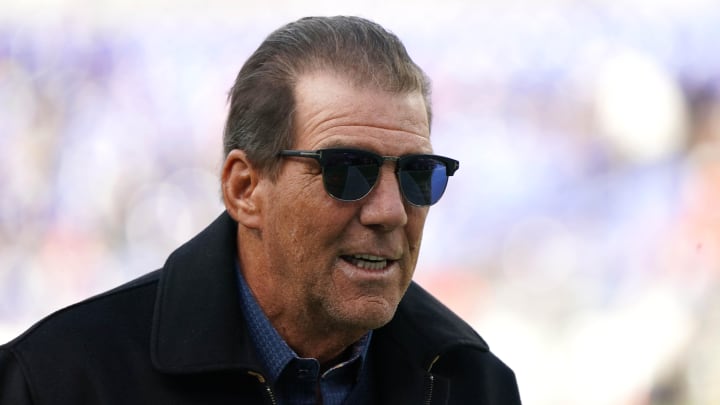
345, 254, 389, 270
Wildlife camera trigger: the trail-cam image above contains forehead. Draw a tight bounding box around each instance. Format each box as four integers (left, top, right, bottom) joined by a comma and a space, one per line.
292, 71, 431, 151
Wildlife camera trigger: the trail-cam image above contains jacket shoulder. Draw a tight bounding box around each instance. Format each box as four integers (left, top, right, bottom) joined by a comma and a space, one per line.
2, 269, 160, 356
0, 270, 162, 404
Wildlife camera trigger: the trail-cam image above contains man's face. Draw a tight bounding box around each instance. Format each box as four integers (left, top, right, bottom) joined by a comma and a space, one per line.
259, 71, 432, 333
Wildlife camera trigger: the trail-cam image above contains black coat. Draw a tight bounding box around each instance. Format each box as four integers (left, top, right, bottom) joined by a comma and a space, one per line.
0, 212, 521, 404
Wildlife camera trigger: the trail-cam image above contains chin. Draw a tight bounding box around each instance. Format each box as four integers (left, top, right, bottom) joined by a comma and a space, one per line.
342, 298, 399, 330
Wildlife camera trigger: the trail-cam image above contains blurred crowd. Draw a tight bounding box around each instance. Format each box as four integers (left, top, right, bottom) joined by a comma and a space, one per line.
1, 1, 719, 404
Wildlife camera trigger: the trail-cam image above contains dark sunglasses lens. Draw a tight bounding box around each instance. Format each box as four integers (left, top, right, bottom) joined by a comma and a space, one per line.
322, 151, 379, 201
399, 157, 450, 206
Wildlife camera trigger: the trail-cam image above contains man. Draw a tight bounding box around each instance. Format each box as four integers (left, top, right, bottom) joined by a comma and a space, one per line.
0, 16, 521, 404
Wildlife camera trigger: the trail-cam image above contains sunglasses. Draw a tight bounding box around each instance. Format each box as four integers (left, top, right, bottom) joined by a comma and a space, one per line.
278, 148, 459, 206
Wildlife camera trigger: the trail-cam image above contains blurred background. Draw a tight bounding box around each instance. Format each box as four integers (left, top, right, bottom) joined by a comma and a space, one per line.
1, 0, 719, 403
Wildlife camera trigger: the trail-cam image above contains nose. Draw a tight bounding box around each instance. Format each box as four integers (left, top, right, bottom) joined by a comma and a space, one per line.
358, 165, 408, 230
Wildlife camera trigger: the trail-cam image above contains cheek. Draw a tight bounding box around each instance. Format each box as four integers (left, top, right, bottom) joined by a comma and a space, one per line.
406, 209, 428, 250
265, 177, 354, 263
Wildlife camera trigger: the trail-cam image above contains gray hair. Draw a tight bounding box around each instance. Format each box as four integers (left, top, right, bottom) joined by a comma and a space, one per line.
222, 16, 432, 178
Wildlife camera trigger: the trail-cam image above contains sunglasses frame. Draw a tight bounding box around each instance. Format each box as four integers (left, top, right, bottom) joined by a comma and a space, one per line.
278, 148, 459, 206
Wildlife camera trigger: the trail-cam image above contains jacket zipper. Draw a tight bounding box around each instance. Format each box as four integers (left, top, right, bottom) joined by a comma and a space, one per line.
424, 354, 441, 405
247, 371, 278, 405
424, 374, 435, 405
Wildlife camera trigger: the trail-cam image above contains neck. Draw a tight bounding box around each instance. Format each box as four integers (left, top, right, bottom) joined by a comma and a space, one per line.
264, 303, 367, 365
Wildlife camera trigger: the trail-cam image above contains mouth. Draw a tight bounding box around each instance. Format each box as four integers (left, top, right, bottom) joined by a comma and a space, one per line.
341, 254, 395, 271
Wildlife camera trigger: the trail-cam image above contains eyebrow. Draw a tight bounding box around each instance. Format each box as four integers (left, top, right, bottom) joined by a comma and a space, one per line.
311, 139, 433, 156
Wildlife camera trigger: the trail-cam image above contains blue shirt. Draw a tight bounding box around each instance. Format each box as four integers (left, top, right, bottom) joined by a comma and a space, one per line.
236, 264, 371, 405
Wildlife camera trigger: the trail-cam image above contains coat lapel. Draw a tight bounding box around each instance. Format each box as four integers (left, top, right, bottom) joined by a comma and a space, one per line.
366, 282, 490, 404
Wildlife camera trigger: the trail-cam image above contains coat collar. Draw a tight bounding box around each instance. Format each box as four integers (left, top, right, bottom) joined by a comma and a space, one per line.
151, 212, 258, 374
369, 283, 489, 404
378, 282, 489, 370
150, 211, 489, 379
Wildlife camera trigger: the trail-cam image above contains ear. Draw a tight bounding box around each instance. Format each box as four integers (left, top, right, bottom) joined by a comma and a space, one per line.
221, 149, 264, 230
